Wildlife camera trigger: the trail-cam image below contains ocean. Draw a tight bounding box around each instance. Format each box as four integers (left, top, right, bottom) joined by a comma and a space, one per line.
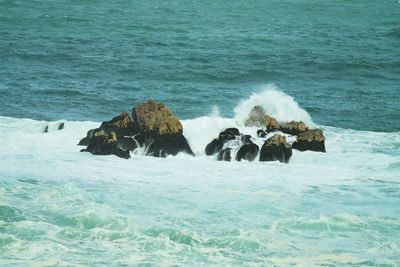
1, 0, 400, 266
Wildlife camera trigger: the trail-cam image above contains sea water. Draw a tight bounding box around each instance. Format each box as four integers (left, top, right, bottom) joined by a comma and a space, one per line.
1, 88, 400, 266
1, 0, 400, 266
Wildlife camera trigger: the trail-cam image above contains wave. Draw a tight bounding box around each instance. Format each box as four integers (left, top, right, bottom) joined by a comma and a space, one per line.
0, 87, 399, 172
233, 85, 313, 126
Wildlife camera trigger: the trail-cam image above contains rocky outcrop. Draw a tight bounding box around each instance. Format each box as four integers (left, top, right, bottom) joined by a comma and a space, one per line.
235, 135, 259, 162
78, 112, 136, 146
217, 148, 232, 161
80, 130, 130, 159
263, 115, 280, 132
259, 134, 292, 163
280, 121, 308, 136
79, 101, 193, 159
205, 128, 240, 156
292, 129, 326, 152
145, 134, 194, 157
133, 101, 182, 135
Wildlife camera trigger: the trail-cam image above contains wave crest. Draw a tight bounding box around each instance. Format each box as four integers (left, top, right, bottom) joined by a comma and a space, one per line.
233, 85, 313, 125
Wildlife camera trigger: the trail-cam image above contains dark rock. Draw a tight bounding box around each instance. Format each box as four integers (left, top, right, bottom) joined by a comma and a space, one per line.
241, 135, 252, 144
260, 134, 292, 163
280, 121, 308, 136
236, 143, 259, 162
102, 112, 137, 136
217, 148, 232, 161
146, 134, 194, 157
219, 128, 240, 139
58, 122, 64, 130
44, 126, 49, 133
205, 138, 224, 156
78, 128, 100, 146
292, 129, 326, 152
205, 128, 240, 156
257, 129, 267, 138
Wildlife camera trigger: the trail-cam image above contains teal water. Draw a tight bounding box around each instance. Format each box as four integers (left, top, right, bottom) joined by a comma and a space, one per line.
0, 0, 399, 131
1, 0, 400, 266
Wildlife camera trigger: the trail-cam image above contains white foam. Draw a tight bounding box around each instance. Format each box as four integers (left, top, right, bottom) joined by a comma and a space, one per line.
233, 85, 313, 125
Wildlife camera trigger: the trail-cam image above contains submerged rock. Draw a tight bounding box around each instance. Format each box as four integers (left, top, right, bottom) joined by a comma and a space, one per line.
205, 128, 240, 156
257, 129, 267, 138
259, 134, 292, 163
217, 148, 232, 161
58, 122, 64, 130
245, 105, 266, 127
292, 129, 326, 152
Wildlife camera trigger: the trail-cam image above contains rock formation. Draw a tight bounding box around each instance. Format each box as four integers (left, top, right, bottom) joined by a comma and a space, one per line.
205, 128, 240, 156
235, 135, 259, 162
292, 129, 326, 152
259, 134, 292, 163
78, 101, 193, 159
280, 121, 308, 135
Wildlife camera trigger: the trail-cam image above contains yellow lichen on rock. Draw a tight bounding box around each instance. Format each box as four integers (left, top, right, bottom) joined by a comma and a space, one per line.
297, 129, 325, 142
263, 115, 280, 130
112, 112, 131, 128
265, 134, 289, 147
282, 121, 308, 134
134, 100, 183, 135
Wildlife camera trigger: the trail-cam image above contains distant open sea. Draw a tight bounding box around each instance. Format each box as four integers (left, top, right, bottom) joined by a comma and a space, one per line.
1, 0, 399, 266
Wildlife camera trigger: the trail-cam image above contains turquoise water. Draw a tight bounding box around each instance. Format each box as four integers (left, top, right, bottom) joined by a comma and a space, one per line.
1, 0, 400, 266
1, 0, 399, 131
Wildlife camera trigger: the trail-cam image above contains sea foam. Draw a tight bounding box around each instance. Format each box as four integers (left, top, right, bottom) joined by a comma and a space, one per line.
0, 89, 399, 266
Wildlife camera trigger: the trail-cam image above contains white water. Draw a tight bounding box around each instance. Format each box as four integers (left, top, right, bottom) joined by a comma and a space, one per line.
1, 89, 399, 266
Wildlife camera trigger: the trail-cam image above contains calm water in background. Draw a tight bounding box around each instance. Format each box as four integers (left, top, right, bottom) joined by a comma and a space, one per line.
1, 1, 400, 266
1, 0, 399, 131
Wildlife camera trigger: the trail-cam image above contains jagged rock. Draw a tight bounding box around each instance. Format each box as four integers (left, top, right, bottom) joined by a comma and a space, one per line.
78, 112, 136, 146
116, 135, 145, 151
205, 128, 240, 156
217, 148, 232, 161
145, 135, 194, 157
219, 128, 240, 139
132, 101, 182, 135
236, 135, 259, 162
263, 115, 280, 132
280, 121, 308, 136
260, 134, 292, 163
80, 130, 130, 159
58, 122, 64, 130
78, 101, 194, 159
205, 139, 223, 156
292, 129, 326, 152
102, 112, 137, 136
257, 129, 267, 138
245, 105, 266, 126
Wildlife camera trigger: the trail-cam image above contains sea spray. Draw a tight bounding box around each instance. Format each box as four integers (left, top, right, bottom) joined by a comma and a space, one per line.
233, 85, 313, 126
